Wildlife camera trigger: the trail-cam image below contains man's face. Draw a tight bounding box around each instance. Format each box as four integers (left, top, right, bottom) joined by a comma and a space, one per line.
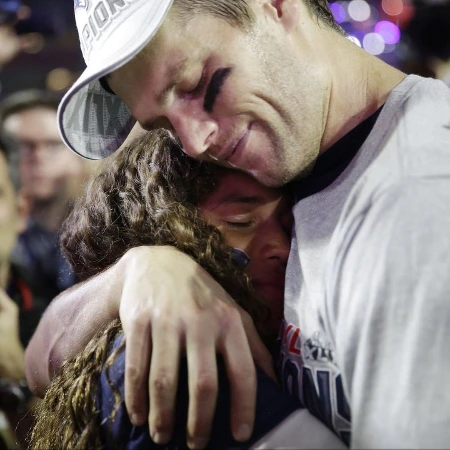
109, 4, 327, 187
3, 107, 87, 202
0, 153, 25, 268
199, 170, 293, 334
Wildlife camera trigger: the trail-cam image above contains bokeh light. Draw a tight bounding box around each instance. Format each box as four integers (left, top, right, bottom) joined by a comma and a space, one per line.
46, 68, 74, 92
374, 21, 401, 45
348, 0, 372, 22
17, 5, 31, 21
370, 5, 380, 22
363, 32, 385, 55
22, 33, 45, 54
383, 43, 397, 54
330, 2, 348, 24
382, 0, 404, 16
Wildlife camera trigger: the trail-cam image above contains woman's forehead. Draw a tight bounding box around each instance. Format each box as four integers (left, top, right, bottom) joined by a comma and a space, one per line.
201, 170, 284, 209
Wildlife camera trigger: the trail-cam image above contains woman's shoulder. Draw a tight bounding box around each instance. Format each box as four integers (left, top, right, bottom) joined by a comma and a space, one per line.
97, 333, 158, 450
99, 332, 126, 395
97, 333, 300, 449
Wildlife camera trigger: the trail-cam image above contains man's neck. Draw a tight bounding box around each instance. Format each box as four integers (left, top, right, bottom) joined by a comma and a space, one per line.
320, 34, 407, 153
30, 196, 71, 233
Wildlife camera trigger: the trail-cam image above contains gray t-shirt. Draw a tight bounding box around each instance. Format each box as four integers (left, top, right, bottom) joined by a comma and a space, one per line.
278, 75, 450, 447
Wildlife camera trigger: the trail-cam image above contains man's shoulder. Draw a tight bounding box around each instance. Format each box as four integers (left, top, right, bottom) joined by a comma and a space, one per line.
330, 170, 450, 282
389, 76, 450, 148
343, 76, 450, 212
390, 74, 450, 106
382, 75, 450, 141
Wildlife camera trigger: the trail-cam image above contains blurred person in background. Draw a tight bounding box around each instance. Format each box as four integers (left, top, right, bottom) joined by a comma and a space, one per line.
0, 90, 91, 299
0, 131, 47, 450
0, 0, 46, 73
403, 2, 450, 87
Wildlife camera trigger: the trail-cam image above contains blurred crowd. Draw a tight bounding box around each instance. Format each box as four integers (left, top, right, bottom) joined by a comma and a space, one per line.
0, 86, 97, 450
0, 0, 449, 448
0, 4, 99, 446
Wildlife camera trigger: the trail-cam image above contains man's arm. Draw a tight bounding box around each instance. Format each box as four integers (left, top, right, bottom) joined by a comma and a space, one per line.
25, 246, 273, 448
25, 121, 148, 395
324, 179, 450, 447
25, 259, 122, 397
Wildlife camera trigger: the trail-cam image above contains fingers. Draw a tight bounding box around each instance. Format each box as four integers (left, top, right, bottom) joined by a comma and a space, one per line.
240, 309, 277, 381
221, 311, 257, 444
148, 317, 181, 445
186, 332, 218, 449
117, 248, 263, 449
122, 311, 152, 426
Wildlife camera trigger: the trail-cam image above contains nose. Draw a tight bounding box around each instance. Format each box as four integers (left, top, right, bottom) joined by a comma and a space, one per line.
259, 219, 291, 266
167, 106, 218, 158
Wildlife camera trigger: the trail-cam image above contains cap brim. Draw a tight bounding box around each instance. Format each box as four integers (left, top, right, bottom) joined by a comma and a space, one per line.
58, 0, 173, 160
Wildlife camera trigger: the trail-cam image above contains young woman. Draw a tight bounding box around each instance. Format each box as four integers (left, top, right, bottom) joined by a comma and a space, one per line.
30, 130, 340, 449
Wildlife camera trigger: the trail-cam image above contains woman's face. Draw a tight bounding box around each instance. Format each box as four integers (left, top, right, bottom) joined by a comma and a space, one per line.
199, 170, 293, 334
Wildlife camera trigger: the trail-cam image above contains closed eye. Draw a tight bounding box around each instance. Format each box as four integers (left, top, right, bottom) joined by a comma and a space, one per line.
190, 70, 208, 95
204, 67, 232, 112
225, 220, 255, 229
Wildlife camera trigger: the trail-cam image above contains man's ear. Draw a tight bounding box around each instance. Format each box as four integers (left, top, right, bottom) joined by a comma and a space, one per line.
15, 188, 30, 235
262, 0, 301, 32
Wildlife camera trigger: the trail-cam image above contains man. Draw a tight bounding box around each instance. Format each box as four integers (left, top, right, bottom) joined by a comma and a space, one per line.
0, 90, 90, 298
0, 132, 47, 449
26, 0, 450, 448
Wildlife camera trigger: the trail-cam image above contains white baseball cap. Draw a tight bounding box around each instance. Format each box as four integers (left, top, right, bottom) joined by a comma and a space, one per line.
58, 0, 174, 160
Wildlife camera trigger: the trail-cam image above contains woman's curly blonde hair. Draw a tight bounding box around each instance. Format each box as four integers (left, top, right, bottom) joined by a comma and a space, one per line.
31, 129, 272, 449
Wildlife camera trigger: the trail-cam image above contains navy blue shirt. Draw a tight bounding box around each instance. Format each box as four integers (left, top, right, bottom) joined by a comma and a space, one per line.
12, 219, 77, 301
98, 334, 300, 449
6, 264, 48, 347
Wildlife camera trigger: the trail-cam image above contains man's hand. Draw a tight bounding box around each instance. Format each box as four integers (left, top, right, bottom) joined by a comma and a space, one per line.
25, 245, 275, 448
119, 246, 275, 449
0, 288, 25, 381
